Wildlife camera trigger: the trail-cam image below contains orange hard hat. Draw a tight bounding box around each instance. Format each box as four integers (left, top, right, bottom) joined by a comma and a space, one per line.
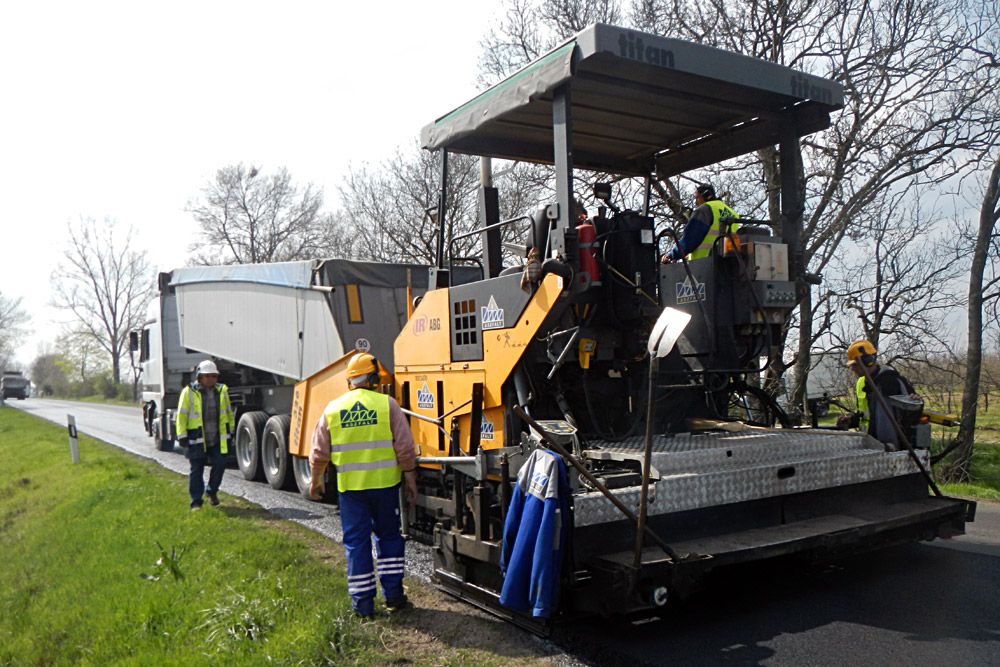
347, 352, 378, 380
846, 340, 877, 366
346, 353, 378, 380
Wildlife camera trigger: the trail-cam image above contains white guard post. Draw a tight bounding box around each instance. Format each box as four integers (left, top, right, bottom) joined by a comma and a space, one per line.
67, 414, 80, 464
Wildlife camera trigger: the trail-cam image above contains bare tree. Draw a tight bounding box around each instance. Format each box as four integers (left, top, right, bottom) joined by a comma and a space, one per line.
479, 0, 621, 86
55, 330, 108, 385
51, 218, 155, 385
0, 291, 30, 370
820, 195, 965, 366
188, 164, 340, 264
944, 152, 1000, 480
339, 147, 551, 266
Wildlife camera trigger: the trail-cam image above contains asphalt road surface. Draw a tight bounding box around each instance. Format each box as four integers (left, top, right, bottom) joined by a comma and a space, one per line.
10, 398, 1000, 666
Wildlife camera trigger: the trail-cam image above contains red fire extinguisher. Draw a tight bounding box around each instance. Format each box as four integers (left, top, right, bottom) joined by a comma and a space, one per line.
576, 222, 602, 288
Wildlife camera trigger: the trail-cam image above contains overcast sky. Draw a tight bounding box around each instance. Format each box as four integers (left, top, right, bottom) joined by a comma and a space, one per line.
0, 1, 500, 366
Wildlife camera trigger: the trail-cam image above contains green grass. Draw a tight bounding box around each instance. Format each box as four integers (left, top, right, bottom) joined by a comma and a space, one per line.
920, 390, 1000, 501
937, 440, 1000, 501
0, 407, 546, 666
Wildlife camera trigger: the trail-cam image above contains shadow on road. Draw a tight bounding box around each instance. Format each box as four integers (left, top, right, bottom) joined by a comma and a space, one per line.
268, 506, 326, 521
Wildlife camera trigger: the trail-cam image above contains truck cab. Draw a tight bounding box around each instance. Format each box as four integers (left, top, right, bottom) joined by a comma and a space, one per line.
1, 371, 30, 400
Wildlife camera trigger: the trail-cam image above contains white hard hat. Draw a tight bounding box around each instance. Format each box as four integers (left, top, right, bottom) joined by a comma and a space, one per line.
196, 360, 219, 376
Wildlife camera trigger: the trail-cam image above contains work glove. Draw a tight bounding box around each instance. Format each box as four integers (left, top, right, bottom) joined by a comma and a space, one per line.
177, 437, 189, 448
835, 413, 861, 430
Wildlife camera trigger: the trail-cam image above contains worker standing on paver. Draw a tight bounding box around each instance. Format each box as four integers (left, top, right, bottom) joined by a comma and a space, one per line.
661, 183, 740, 263
309, 353, 418, 618
176, 360, 235, 510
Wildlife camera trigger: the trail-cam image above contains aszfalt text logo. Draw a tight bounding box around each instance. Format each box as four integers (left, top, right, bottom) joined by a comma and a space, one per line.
481, 295, 505, 330
340, 401, 378, 428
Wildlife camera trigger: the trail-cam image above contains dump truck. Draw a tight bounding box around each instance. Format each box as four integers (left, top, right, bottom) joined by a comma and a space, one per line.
132, 259, 474, 497
290, 23, 974, 629
1, 370, 30, 400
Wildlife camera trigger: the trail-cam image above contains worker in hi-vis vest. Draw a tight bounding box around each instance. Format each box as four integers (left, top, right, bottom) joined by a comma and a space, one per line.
840, 340, 917, 448
176, 360, 235, 510
661, 183, 740, 263
309, 352, 418, 618
836, 375, 870, 433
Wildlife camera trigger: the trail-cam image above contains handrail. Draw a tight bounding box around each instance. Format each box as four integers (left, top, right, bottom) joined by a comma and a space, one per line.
446, 215, 534, 265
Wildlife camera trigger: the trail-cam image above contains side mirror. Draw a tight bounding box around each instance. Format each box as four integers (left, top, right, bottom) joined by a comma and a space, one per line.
129, 331, 139, 353
593, 182, 612, 203
593, 182, 620, 214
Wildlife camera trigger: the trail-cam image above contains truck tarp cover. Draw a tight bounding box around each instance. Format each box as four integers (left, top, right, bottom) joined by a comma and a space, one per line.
421, 23, 844, 176
170, 259, 479, 291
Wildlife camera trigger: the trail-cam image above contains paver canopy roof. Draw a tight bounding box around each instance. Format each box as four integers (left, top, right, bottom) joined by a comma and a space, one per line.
421, 24, 843, 176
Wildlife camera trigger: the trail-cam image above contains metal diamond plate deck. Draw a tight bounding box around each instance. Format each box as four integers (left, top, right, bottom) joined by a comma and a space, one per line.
574, 429, 928, 527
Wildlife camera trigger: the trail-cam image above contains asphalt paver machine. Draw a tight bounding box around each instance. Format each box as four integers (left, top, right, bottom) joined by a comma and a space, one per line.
389, 24, 973, 628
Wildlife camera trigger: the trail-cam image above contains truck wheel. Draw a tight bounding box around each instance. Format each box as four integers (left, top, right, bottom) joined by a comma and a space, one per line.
145, 403, 156, 436
292, 455, 337, 503
262, 414, 295, 490
153, 417, 174, 451
235, 411, 268, 481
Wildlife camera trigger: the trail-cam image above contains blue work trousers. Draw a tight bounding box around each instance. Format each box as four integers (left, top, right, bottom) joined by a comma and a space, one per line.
188, 444, 226, 508
338, 484, 405, 616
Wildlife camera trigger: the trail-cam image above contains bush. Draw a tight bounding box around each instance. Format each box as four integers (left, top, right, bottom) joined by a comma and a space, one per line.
92, 374, 117, 399
115, 383, 135, 402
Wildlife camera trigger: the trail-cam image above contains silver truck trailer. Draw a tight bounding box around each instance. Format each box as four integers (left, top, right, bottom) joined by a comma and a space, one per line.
133, 258, 472, 497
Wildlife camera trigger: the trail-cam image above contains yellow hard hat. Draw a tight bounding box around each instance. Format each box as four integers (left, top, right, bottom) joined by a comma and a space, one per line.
346, 353, 378, 381
846, 340, 877, 366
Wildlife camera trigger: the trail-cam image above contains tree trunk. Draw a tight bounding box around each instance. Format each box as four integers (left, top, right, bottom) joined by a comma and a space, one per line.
949, 155, 1000, 482
791, 291, 813, 413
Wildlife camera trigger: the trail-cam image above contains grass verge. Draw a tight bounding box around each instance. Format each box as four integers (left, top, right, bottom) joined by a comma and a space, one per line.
0, 407, 553, 666
937, 440, 1000, 501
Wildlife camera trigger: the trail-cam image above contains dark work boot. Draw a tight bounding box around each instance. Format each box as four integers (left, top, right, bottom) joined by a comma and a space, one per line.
386, 595, 410, 612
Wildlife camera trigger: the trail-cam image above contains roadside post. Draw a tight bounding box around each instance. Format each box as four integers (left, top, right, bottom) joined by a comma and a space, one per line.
67, 414, 80, 464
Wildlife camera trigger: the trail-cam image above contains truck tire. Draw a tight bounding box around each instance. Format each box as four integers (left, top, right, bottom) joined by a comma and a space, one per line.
153, 417, 174, 451
292, 454, 337, 503
262, 414, 295, 490
235, 411, 268, 481
145, 403, 156, 437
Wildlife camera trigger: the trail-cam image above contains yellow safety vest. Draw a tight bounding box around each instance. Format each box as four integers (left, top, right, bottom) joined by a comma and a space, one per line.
689, 200, 741, 260
176, 384, 235, 454
325, 388, 400, 492
855, 376, 869, 431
